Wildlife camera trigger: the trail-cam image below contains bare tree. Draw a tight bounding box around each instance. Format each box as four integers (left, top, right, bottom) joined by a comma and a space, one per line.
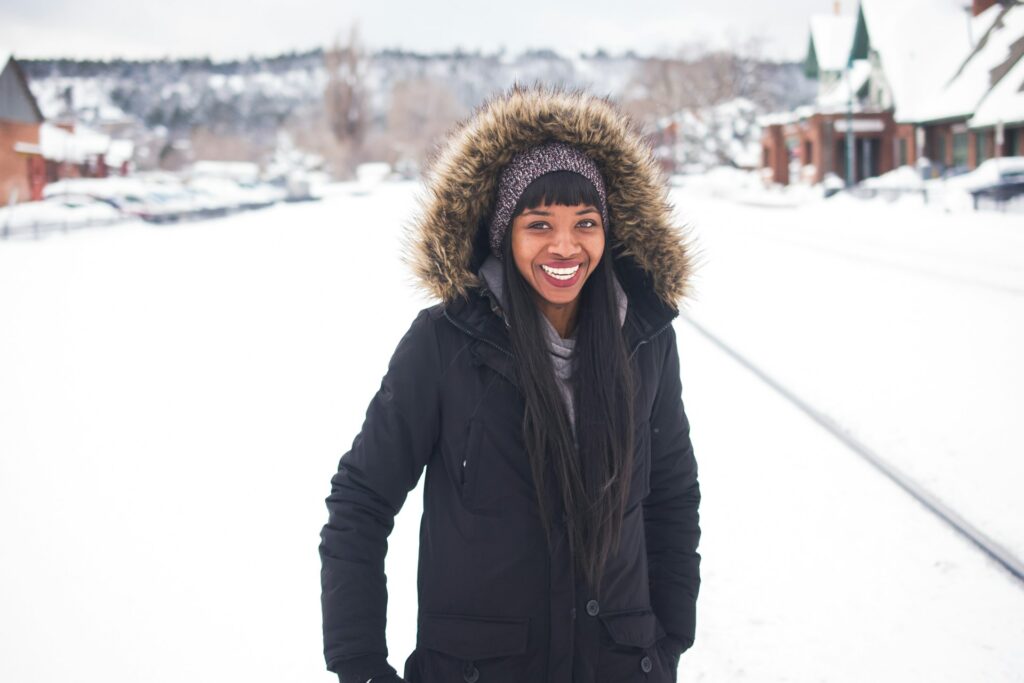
387, 77, 467, 174
323, 23, 370, 152
626, 36, 771, 170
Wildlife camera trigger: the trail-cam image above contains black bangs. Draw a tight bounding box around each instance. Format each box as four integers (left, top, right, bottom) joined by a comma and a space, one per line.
512, 170, 604, 217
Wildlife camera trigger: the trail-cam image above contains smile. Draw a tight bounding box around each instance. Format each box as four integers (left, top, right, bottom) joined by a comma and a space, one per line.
540, 264, 580, 280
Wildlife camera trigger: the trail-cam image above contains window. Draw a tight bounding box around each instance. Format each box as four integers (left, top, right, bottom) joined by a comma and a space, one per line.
898, 138, 908, 167
1003, 128, 1018, 157
934, 134, 947, 166
975, 132, 987, 165
952, 132, 968, 168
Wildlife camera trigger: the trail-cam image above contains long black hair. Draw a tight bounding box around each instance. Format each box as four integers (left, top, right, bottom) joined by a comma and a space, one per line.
499, 170, 636, 592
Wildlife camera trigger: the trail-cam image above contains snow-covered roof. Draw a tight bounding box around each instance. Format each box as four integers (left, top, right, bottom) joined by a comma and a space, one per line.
816, 59, 873, 110
970, 50, 1024, 128
39, 123, 111, 163
105, 139, 134, 167
190, 160, 260, 182
918, 4, 1024, 123
0, 52, 11, 73
857, 0, 991, 123
809, 14, 857, 73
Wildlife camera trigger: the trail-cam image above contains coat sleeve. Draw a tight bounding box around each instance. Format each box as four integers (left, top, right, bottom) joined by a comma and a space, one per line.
319, 308, 443, 683
643, 323, 702, 660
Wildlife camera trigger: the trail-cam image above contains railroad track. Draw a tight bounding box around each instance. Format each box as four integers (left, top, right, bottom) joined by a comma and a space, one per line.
681, 312, 1024, 584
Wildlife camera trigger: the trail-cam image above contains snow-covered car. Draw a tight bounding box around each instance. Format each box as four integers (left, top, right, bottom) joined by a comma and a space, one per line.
0, 193, 125, 237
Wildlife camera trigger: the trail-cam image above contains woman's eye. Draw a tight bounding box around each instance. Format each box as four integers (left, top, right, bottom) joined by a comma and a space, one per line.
528, 222, 549, 230
578, 220, 597, 228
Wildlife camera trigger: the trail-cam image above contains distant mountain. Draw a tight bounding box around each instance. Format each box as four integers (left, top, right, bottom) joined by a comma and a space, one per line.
19, 49, 815, 175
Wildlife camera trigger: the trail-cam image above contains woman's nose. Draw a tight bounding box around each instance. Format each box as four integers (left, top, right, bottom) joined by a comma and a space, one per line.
548, 225, 579, 256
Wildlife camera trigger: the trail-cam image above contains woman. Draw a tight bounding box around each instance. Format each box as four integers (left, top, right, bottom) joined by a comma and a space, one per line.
320, 84, 701, 683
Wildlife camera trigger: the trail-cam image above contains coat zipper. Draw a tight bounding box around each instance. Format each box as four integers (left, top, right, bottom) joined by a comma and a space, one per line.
627, 319, 674, 361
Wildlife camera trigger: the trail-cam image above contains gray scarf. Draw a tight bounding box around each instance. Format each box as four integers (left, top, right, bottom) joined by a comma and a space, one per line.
477, 254, 628, 437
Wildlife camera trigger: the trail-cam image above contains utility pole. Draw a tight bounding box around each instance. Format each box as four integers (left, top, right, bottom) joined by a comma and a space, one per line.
845, 57, 856, 188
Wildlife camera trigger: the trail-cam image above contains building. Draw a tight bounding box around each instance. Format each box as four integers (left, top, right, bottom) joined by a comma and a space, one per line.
0, 52, 45, 203
761, 0, 1024, 186
917, 1, 1024, 171
1, 52, 136, 203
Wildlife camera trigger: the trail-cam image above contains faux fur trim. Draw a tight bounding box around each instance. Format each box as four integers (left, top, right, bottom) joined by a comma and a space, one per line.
399, 83, 696, 308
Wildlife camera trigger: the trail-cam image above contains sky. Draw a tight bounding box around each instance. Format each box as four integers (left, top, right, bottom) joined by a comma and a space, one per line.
0, 0, 848, 62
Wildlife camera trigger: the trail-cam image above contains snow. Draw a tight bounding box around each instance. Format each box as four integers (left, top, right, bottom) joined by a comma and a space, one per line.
105, 139, 134, 168
2, 179, 1024, 681
191, 160, 260, 183
919, 4, 1024, 124
0, 51, 11, 73
809, 14, 857, 73
971, 47, 1024, 128
815, 58, 872, 110
0, 194, 126, 233
39, 122, 111, 164
859, 0, 982, 122
862, 164, 925, 189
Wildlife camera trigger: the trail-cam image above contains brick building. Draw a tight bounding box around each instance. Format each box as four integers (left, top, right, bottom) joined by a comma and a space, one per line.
0, 52, 45, 203
762, 0, 1024, 186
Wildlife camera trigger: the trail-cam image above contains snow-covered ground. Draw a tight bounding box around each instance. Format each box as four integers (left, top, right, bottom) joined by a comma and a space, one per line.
0, 180, 1022, 682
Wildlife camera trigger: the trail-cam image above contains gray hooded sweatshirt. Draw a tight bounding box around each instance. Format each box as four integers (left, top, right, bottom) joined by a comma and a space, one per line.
477, 254, 629, 437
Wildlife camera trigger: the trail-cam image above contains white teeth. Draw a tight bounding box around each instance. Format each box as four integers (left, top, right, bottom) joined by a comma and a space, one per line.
541, 264, 580, 280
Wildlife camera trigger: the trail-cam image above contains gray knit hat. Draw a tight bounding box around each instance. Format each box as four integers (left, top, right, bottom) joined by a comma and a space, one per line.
488, 141, 609, 260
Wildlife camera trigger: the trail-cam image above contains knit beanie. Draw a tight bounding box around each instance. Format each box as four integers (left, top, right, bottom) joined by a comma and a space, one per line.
488, 141, 609, 260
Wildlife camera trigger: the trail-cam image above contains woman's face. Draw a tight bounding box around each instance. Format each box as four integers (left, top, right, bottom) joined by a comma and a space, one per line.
510, 201, 605, 329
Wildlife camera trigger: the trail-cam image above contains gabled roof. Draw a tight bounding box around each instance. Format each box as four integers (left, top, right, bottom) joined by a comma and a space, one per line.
917, 4, 1024, 123
853, 0, 996, 122
970, 44, 1024, 127
0, 51, 44, 124
806, 14, 857, 77
816, 59, 873, 110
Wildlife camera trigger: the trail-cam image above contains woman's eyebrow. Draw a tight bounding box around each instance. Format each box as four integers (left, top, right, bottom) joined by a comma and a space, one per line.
520, 207, 599, 216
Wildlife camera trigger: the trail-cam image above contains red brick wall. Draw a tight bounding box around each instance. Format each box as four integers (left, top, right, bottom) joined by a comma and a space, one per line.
973, 0, 998, 16
0, 120, 40, 204
893, 124, 917, 167
762, 124, 790, 185
925, 124, 953, 167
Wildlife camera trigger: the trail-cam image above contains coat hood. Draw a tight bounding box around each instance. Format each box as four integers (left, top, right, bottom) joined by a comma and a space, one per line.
400, 84, 697, 311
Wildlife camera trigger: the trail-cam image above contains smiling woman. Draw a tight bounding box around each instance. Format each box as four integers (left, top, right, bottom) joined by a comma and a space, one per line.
508, 169, 608, 339
320, 84, 701, 683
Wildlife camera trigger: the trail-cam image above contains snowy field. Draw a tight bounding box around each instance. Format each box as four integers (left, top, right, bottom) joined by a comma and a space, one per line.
1, 179, 1022, 682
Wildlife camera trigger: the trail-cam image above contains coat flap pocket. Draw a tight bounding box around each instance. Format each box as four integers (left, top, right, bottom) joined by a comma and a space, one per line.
419, 612, 529, 660
598, 609, 666, 648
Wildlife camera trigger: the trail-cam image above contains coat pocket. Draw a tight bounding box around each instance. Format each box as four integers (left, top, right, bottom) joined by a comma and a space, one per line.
417, 612, 530, 683
460, 417, 485, 491
596, 608, 671, 682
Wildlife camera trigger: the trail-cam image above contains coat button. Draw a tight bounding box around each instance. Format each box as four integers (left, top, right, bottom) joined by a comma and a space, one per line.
462, 661, 480, 683
585, 599, 599, 616
640, 655, 653, 673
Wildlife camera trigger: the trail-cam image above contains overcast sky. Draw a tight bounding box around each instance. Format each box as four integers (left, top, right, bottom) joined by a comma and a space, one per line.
0, 0, 847, 62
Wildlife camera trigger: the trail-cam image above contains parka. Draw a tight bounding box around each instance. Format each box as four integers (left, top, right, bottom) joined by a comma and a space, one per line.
319, 84, 701, 683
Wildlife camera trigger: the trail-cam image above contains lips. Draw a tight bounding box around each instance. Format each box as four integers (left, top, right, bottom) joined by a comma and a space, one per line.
538, 261, 584, 288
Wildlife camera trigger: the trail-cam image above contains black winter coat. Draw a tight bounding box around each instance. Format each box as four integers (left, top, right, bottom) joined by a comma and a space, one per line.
320, 85, 702, 683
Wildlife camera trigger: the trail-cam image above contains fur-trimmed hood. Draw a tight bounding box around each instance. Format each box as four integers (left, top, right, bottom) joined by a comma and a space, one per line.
400, 83, 695, 310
